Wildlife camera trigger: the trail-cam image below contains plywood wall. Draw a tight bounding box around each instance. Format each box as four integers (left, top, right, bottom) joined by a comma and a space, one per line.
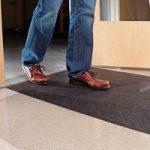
0, 1, 4, 83
93, 0, 150, 68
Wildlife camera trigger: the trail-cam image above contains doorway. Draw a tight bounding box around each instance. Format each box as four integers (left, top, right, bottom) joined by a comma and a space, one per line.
2, 0, 69, 82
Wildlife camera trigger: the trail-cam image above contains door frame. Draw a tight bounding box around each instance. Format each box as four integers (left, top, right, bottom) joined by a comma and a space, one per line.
0, 1, 4, 84
100, 0, 120, 21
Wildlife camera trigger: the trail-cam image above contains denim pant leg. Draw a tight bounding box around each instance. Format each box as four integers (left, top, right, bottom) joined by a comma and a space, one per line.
21, 0, 63, 66
67, 0, 96, 77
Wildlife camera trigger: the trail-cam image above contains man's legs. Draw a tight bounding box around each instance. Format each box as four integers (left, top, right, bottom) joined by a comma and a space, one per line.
21, 0, 63, 65
67, 0, 110, 89
21, 0, 110, 89
21, 0, 63, 84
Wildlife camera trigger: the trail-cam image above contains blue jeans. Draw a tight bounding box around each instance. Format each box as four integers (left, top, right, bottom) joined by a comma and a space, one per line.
21, 0, 96, 77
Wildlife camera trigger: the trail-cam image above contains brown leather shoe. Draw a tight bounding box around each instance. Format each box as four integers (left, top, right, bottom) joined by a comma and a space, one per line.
22, 64, 49, 85
69, 71, 110, 90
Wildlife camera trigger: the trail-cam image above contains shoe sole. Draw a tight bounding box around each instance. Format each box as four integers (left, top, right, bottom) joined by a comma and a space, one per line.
22, 64, 49, 85
69, 79, 110, 90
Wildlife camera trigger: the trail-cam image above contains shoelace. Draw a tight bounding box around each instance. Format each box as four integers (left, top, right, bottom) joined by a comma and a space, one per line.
31, 64, 47, 72
39, 65, 47, 71
88, 70, 96, 77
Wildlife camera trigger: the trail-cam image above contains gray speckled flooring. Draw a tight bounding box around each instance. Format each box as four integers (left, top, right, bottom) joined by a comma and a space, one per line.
0, 88, 150, 150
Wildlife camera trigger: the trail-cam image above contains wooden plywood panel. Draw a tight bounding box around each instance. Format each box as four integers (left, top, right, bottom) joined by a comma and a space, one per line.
93, 0, 150, 68
0, 1, 4, 83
